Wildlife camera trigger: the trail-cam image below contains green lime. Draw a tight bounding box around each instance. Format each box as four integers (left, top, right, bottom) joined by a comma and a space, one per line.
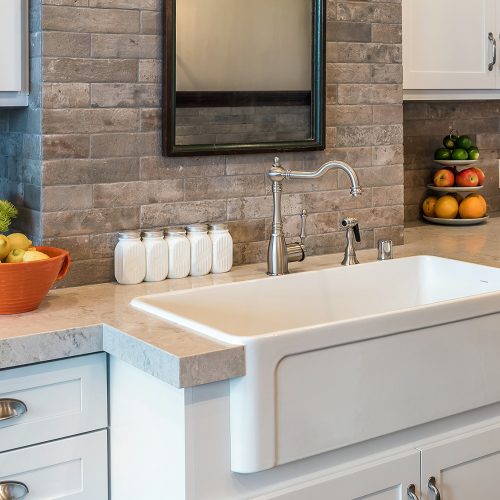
456, 135, 473, 150
451, 148, 468, 161
435, 148, 452, 160
468, 148, 480, 160
443, 135, 457, 149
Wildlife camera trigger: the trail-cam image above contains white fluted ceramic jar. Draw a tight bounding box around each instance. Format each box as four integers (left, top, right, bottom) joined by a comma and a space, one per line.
166, 227, 190, 279
142, 230, 168, 282
187, 224, 212, 276
114, 231, 146, 285
209, 223, 233, 274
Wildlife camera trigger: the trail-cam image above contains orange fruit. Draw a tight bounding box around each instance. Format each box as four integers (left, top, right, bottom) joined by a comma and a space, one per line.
422, 196, 438, 217
465, 193, 487, 215
434, 195, 459, 219
459, 195, 486, 219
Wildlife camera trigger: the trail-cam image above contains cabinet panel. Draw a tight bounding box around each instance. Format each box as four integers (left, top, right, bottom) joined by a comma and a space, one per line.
0, 0, 27, 92
420, 422, 500, 500
403, 0, 496, 90
0, 353, 108, 452
257, 451, 420, 500
0, 430, 108, 499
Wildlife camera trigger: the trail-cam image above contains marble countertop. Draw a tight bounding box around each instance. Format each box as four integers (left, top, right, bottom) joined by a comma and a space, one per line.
1, 218, 500, 387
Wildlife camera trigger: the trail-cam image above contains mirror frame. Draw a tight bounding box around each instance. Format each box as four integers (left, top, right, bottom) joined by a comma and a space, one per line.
163, 0, 326, 157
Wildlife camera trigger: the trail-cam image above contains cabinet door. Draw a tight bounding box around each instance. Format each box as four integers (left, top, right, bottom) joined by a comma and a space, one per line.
403, 0, 496, 89
0, 0, 28, 92
257, 450, 420, 500
420, 422, 500, 500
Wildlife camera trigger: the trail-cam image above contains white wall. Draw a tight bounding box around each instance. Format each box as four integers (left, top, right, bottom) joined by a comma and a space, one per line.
176, 0, 312, 91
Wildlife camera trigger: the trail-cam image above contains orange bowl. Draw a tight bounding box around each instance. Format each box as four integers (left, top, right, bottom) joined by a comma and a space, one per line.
0, 246, 71, 315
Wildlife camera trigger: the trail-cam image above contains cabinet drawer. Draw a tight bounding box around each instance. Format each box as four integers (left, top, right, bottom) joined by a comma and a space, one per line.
0, 430, 108, 499
0, 354, 107, 452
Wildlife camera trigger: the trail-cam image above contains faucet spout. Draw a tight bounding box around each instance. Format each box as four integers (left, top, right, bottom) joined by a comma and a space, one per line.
285, 160, 362, 197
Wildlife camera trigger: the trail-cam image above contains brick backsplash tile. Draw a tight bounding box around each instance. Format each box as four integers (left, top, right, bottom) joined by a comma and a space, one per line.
43, 184, 93, 211
43, 108, 139, 134
91, 34, 161, 58
43, 32, 91, 57
43, 134, 90, 159
141, 200, 227, 228
90, 83, 161, 107
43, 83, 90, 108
93, 179, 184, 208
44, 58, 138, 83
43, 158, 140, 185
42, 6, 140, 33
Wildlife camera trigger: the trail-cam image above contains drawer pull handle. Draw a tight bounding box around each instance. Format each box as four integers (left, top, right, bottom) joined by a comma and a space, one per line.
0, 481, 29, 500
0, 399, 28, 422
489, 32, 497, 71
407, 484, 419, 500
428, 477, 441, 500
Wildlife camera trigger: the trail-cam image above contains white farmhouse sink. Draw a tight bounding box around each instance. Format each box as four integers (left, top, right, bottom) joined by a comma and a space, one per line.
132, 256, 500, 473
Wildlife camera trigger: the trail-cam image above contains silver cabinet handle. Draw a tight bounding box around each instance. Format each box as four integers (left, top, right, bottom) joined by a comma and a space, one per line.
0, 399, 28, 422
407, 484, 419, 500
428, 477, 441, 500
489, 32, 497, 71
0, 481, 29, 500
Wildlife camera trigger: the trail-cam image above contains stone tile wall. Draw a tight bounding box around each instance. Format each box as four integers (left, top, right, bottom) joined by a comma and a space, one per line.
404, 101, 500, 222
2, 0, 404, 287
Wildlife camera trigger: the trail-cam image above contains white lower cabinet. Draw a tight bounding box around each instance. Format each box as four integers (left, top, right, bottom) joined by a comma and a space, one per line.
258, 451, 420, 500
420, 422, 500, 500
262, 423, 500, 500
0, 430, 108, 499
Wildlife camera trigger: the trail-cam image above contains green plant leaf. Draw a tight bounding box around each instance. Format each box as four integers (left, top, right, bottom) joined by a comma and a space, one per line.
0, 200, 18, 233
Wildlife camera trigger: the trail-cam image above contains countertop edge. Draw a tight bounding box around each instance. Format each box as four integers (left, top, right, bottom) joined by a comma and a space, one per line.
0, 322, 245, 388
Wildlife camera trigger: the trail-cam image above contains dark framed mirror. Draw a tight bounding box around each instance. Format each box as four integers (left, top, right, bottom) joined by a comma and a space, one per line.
163, 0, 326, 156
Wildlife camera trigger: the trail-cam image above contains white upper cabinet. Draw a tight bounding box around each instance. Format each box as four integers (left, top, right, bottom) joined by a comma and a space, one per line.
0, 0, 29, 106
403, 0, 500, 99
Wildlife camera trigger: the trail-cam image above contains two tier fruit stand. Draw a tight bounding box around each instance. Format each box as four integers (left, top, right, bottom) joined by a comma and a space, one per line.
424, 159, 488, 226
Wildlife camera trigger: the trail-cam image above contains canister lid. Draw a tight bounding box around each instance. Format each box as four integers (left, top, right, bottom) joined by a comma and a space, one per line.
208, 223, 228, 231
186, 223, 209, 233
166, 226, 186, 235
118, 230, 141, 239
142, 229, 164, 238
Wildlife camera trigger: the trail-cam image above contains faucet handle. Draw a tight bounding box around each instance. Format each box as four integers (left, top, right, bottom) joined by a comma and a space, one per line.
299, 209, 307, 245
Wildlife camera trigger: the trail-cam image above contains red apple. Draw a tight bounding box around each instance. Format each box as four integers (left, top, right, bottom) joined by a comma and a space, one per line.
433, 168, 455, 187
470, 167, 485, 186
455, 168, 479, 187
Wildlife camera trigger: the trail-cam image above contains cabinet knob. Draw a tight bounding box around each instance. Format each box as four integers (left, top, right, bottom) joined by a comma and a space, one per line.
0, 399, 28, 422
428, 476, 441, 500
0, 481, 29, 500
407, 484, 420, 500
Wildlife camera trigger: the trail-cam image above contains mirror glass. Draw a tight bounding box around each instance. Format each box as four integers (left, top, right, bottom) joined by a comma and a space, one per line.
164, 0, 325, 156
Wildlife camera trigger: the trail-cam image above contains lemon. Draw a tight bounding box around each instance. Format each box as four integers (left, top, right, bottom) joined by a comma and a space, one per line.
22, 250, 50, 262
0, 235, 11, 260
6, 248, 25, 263
7, 233, 32, 251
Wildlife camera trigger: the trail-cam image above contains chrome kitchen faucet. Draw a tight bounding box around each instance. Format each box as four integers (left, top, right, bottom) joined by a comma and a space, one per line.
267, 157, 362, 276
